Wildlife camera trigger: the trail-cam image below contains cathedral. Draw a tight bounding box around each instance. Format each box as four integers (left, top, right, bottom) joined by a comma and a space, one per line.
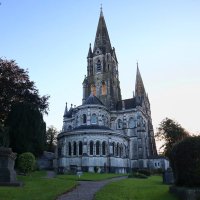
57, 9, 166, 173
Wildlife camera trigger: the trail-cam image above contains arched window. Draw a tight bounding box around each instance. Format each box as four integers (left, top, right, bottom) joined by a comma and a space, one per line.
91, 113, 97, 124
116, 143, 119, 156
129, 118, 135, 128
73, 142, 77, 156
117, 119, 123, 129
83, 114, 87, 124
96, 141, 100, 155
91, 84, 96, 96
112, 142, 115, 155
68, 142, 71, 156
96, 60, 101, 72
90, 141, 94, 155
102, 141, 106, 155
102, 81, 107, 95
79, 141, 83, 155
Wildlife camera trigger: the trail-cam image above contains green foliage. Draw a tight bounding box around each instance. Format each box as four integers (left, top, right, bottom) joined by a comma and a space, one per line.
0, 123, 9, 147
95, 176, 177, 200
170, 136, 200, 187
0, 58, 49, 124
18, 152, 36, 174
137, 169, 151, 176
6, 103, 46, 156
128, 172, 148, 179
46, 126, 58, 152
0, 171, 76, 200
151, 168, 164, 175
156, 118, 189, 157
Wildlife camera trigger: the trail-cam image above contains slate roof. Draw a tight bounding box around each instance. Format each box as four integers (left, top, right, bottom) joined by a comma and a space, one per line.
73, 124, 111, 131
83, 94, 104, 106
64, 108, 73, 118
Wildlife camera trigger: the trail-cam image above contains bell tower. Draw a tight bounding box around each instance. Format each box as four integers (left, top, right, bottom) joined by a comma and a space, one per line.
82, 8, 122, 110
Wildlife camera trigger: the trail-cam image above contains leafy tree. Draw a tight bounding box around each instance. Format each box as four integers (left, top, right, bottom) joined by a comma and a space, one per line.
6, 103, 46, 156
0, 123, 9, 147
46, 126, 58, 152
156, 118, 189, 157
0, 58, 49, 124
170, 136, 200, 187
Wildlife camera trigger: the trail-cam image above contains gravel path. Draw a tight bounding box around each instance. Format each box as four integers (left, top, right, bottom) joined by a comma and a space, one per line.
57, 176, 127, 200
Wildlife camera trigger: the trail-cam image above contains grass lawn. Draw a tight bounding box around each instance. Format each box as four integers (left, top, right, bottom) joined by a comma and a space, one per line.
0, 171, 124, 200
59, 172, 124, 181
95, 176, 178, 200
0, 171, 76, 200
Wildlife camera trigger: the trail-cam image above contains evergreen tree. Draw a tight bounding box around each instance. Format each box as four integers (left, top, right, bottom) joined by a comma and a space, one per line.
6, 103, 46, 156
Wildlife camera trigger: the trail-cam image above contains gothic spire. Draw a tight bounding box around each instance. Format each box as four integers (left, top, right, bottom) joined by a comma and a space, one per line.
93, 7, 112, 54
87, 43, 93, 58
135, 63, 146, 97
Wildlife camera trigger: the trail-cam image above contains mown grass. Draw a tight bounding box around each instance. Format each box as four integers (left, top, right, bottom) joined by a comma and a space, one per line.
0, 171, 124, 200
59, 172, 124, 181
95, 176, 178, 200
0, 171, 76, 200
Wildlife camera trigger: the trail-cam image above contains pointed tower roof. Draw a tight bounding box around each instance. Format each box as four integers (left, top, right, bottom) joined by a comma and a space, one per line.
87, 43, 93, 58
93, 7, 112, 54
135, 63, 146, 96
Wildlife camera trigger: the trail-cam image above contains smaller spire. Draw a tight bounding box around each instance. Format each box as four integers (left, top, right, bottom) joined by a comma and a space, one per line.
87, 43, 93, 58
135, 63, 146, 97
63, 102, 68, 117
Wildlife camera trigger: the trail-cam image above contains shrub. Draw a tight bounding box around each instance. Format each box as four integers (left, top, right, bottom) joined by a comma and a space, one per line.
151, 168, 163, 175
128, 172, 148, 179
170, 136, 200, 187
138, 169, 151, 176
18, 152, 35, 175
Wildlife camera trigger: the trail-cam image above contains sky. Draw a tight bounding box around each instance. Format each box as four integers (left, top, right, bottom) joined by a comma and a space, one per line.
0, 1, 200, 149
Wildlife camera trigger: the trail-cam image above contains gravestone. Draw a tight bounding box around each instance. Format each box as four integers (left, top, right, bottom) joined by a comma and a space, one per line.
0, 147, 21, 186
163, 167, 174, 184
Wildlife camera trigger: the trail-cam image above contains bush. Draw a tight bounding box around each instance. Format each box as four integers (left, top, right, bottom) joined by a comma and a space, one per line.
18, 152, 35, 175
138, 169, 151, 176
151, 168, 163, 175
128, 172, 148, 179
170, 136, 200, 187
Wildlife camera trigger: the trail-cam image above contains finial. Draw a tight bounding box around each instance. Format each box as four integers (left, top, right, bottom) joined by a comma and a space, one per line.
136, 60, 139, 68
100, 4, 103, 16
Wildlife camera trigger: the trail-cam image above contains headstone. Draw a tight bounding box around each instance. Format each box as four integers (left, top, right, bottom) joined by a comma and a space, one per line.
0, 147, 21, 186
163, 167, 174, 184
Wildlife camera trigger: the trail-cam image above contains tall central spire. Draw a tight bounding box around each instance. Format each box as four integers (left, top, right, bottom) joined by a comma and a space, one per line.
135, 63, 146, 97
93, 7, 112, 54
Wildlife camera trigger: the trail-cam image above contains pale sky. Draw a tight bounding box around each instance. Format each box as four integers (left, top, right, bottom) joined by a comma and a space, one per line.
1, 1, 200, 150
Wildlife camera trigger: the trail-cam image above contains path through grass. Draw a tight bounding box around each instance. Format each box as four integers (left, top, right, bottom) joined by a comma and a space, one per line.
0, 171, 76, 200
95, 176, 177, 200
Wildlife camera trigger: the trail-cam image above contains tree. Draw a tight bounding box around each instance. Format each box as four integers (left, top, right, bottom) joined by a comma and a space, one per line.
0, 123, 9, 147
155, 118, 189, 157
5, 103, 46, 156
170, 136, 200, 187
0, 58, 49, 124
46, 126, 58, 152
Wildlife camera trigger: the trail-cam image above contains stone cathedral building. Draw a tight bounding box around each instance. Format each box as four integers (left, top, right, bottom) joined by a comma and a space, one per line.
57, 9, 166, 173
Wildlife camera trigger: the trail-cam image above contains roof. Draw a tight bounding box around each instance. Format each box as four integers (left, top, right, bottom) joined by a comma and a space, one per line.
64, 108, 73, 118
83, 94, 104, 106
116, 98, 139, 110
73, 124, 111, 131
